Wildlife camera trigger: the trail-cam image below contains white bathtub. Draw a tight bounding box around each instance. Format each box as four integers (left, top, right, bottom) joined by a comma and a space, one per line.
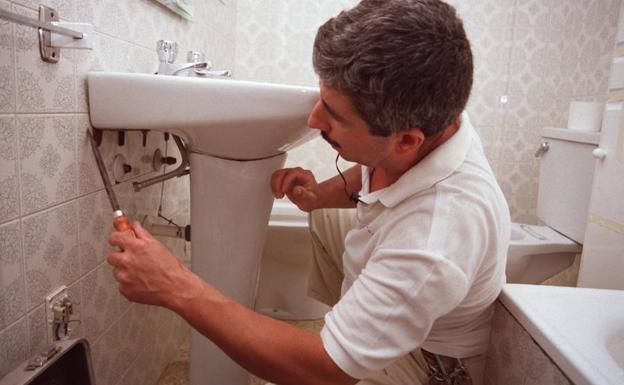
254, 201, 330, 320
500, 284, 624, 385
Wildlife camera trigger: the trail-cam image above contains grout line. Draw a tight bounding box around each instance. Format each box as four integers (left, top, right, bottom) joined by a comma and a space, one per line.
115, 353, 141, 385
618, 108, 624, 162
0, 311, 25, 336
4, 155, 169, 227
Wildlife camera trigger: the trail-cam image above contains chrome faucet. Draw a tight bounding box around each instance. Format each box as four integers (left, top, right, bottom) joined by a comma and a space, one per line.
156, 40, 231, 77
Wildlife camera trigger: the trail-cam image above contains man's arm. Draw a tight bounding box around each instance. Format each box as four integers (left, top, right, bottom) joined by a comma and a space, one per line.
107, 224, 357, 385
271, 165, 362, 211
174, 276, 356, 385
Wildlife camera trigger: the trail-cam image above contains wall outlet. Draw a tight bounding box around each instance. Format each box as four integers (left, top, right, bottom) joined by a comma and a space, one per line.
44, 286, 69, 342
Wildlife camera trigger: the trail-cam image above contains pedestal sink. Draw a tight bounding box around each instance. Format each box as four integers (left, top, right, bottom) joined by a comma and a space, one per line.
87, 72, 319, 385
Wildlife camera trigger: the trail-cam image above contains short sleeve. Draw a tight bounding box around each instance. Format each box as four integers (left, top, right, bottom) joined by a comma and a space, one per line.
321, 248, 469, 379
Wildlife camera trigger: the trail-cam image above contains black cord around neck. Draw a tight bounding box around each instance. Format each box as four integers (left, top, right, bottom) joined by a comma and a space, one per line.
335, 154, 362, 204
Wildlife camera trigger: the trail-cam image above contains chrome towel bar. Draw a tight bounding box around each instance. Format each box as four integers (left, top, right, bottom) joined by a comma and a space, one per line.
0, 5, 92, 63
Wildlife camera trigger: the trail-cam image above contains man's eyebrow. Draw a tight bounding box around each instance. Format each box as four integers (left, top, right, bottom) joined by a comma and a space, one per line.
321, 98, 345, 122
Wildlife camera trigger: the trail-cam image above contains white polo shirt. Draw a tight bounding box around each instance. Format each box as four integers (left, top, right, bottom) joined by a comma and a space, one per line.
320, 113, 511, 380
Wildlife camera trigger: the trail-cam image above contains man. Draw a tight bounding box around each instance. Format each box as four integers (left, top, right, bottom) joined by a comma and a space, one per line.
107, 1, 510, 384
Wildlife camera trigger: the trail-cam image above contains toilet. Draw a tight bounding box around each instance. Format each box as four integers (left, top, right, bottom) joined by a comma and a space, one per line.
506, 126, 600, 284
256, 127, 600, 319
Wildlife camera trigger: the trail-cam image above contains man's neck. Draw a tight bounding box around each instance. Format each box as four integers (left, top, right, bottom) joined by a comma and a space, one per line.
369, 119, 461, 192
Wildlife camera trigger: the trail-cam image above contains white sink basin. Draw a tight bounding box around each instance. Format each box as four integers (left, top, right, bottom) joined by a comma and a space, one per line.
87, 71, 322, 385
87, 72, 319, 160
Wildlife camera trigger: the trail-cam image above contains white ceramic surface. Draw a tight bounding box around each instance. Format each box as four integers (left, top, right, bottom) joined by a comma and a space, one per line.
500, 284, 624, 385
255, 200, 330, 321
87, 71, 320, 160
506, 222, 580, 284
537, 128, 598, 243
567, 102, 604, 132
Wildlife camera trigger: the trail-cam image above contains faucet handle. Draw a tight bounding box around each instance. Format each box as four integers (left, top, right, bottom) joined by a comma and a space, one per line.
157, 40, 178, 64
187, 51, 206, 63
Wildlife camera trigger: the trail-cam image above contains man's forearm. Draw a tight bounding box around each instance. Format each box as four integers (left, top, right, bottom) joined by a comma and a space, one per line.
317, 165, 362, 209
168, 273, 356, 385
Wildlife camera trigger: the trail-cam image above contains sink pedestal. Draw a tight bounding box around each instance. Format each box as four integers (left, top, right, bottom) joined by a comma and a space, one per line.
189, 153, 286, 385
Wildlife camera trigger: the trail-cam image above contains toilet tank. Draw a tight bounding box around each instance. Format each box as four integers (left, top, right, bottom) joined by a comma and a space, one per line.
537, 127, 600, 243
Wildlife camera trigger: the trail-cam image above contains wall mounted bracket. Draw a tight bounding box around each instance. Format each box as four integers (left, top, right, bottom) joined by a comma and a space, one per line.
0, 5, 92, 63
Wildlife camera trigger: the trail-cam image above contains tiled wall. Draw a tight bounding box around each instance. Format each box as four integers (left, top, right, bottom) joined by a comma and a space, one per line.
0, 0, 237, 384
234, 0, 621, 223
484, 302, 573, 385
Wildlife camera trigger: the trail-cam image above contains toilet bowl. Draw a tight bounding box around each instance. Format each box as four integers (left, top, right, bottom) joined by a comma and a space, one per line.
256, 201, 583, 321
506, 222, 581, 284
255, 201, 330, 320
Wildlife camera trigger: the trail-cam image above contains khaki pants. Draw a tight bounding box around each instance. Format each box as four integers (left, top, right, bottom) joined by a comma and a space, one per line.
307, 208, 485, 385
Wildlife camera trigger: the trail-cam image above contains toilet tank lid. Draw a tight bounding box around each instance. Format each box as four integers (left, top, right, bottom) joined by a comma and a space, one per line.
0, 338, 95, 385
542, 127, 600, 145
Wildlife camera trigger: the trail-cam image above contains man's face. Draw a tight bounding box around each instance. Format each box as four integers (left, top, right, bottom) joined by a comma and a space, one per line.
307, 83, 394, 167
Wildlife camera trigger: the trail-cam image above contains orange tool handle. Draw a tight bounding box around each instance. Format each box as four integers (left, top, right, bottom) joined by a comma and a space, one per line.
113, 214, 136, 236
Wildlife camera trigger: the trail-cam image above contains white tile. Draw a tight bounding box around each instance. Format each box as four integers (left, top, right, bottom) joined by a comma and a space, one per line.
13, 5, 76, 113
18, 115, 77, 215
76, 116, 115, 196
80, 262, 120, 342
22, 201, 80, 310
78, 190, 113, 275
0, 1, 15, 113
0, 116, 20, 223
0, 317, 28, 379
92, 322, 122, 385
0, 220, 25, 330
26, 304, 47, 357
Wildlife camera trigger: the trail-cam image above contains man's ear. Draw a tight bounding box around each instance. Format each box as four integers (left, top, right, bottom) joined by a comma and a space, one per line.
395, 128, 425, 154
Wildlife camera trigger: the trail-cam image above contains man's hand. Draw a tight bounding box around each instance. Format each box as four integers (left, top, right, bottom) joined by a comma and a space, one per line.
107, 222, 203, 309
271, 167, 324, 212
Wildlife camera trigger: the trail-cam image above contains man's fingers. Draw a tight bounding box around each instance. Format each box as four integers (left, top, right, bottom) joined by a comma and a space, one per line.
270, 169, 288, 198
281, 169, 313, 195
132, 221, 153, 240
108, 228, 142, 251
293, 185, 317, 201
108, 231, 126, 248
107, 251, 124, 267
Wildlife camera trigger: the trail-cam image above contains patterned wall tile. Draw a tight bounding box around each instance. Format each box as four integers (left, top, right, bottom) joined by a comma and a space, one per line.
18, 114, 77, 216
13, 5, 76, 113
472, 125, 503, 164
80, 262, 121, 343
0, 116, 20, 223
117, 305, 142, 374
11, 0, 76, 21
26, 304, 47, 357
0, 220, 25, 331
0, 318, 27, 379
76, 116, 118, 196
78, 190, 112, 275
494, 160, 539, 224
92, 322, 122, 385
0, 1, 15, 113
22, 201, 80, 311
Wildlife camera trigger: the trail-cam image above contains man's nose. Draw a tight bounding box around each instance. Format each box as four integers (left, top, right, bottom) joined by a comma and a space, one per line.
307, 100, 329, 132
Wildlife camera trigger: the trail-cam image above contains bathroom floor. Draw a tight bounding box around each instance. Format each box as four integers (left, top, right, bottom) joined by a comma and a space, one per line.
156, 319, 325, 385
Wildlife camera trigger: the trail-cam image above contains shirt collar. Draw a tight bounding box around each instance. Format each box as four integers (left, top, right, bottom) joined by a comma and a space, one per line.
359, 111, 475, 208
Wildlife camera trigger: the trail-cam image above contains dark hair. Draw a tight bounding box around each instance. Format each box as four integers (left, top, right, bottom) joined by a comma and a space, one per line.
313, 0, 473, 137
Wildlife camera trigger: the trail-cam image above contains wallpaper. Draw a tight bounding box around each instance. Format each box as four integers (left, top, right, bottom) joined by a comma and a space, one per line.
234, 0, 620, 223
